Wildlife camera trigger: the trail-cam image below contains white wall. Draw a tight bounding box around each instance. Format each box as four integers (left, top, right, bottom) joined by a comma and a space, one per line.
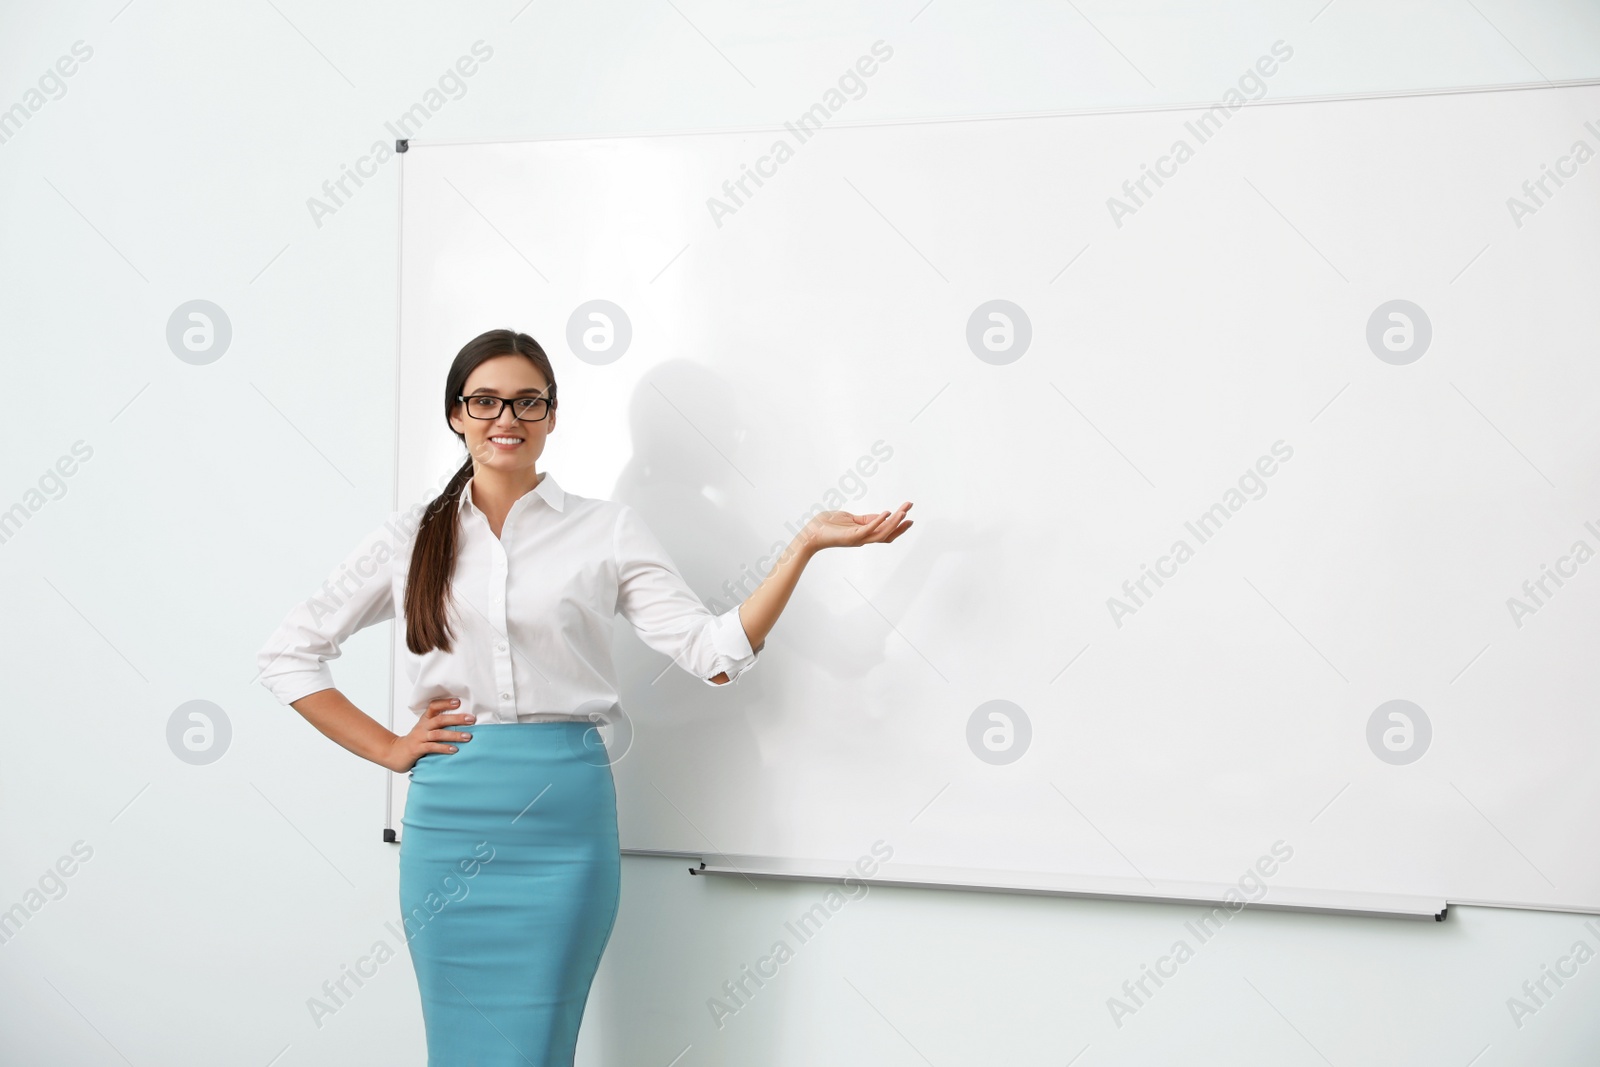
2, 1, 1598, 1063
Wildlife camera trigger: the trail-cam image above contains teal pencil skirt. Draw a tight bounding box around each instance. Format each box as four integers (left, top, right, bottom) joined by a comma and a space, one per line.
399, 722, 621, 1067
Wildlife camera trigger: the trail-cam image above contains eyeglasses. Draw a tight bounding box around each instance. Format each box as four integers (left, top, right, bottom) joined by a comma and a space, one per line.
457, 394, 553, 422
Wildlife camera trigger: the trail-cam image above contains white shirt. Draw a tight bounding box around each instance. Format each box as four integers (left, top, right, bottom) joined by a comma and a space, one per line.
255, 470, 760, 726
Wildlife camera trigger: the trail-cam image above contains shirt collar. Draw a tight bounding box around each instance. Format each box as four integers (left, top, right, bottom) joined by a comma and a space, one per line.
458, 470, 566, 517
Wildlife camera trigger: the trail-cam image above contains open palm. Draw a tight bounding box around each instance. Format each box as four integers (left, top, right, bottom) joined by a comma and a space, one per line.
803, 502, 914, 552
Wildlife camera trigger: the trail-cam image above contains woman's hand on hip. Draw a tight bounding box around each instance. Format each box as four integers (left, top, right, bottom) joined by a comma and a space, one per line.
382, 697, 474, 773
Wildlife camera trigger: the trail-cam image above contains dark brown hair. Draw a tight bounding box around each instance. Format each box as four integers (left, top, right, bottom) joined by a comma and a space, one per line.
404, 329, 557, 655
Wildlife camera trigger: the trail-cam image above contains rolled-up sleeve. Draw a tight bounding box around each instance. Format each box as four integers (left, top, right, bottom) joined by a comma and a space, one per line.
612, 504, 760, 686
255, 517, 402, 706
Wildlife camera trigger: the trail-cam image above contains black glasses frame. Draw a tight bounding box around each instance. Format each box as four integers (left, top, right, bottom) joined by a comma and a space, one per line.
457, 394, 553, 422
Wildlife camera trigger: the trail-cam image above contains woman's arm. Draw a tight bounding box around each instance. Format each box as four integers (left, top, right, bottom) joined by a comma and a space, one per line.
732, 538, 809, 660
291, 688, 477, 772
256, 513, 470, 770
255, 515, 403, 705
291, 688, 403, 766
728, 502, 915, 671
612, 500, 913, 686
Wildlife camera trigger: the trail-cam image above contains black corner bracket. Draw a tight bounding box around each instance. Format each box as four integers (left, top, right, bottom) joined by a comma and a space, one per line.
395, 139, 409, 153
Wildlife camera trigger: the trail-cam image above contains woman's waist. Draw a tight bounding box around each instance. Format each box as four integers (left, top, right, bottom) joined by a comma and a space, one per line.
403, 682, 620, 725
410, 721, 615, 771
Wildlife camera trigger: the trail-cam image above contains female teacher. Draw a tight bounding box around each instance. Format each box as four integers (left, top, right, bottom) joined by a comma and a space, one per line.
255, 328, 913, 1066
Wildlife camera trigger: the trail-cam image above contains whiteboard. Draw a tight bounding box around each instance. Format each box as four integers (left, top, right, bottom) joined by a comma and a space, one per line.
387, 83, 1600, 915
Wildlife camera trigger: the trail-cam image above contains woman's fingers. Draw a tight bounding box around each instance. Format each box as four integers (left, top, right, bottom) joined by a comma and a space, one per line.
874, 519, 911, 544
426, 698, 473, 722
419, 697, 472, 751
859, 511, 891, 537
857, 511, 896, 537
858, 503, 912, 543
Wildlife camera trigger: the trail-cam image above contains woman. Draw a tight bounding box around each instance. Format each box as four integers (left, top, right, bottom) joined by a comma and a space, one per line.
255, 328, 913, 1066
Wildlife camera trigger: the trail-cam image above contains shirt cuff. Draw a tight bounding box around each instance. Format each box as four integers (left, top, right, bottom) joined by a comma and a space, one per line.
260, 666, 336, 707
704, 605, 760, 686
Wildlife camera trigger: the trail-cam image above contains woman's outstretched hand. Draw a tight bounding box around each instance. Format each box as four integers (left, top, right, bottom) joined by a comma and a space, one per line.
731, 502, 914, 655
803, 502, 914, 553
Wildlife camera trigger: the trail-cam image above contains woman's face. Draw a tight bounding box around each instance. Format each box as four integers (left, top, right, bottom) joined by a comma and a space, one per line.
448, 355, 557, 476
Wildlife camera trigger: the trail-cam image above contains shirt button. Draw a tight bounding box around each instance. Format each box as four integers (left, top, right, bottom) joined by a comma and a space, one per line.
497, 642, 507, 651
500, 692, 510, 700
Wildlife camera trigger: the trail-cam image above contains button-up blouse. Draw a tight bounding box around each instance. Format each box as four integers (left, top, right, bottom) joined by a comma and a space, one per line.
255, 471, 760, 726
